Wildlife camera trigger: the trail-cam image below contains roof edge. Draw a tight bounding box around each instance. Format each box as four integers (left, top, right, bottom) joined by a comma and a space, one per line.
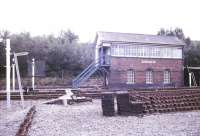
96, 31, 186, 46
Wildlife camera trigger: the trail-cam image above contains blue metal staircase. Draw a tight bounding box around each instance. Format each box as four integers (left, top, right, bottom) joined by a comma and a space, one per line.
72, 61, 100, 88
72, 55, 111, 88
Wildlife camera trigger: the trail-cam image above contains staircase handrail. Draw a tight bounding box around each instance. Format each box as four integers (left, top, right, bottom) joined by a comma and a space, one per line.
73, 61, 97, 82
72, 55, 110, 87
191, 72, 197, 86
72, 62, 99, 87
73, 61, 99, 83
73, 55, 106, 82
75, 65, 99, 85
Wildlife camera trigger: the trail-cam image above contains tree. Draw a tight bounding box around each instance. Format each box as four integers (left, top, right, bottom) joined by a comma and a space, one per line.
184, 41, 200, 66
0, 30, 10, 77
58, 30, 79, 44
157, 27, 191, 46
157, 27, 200, 67
0, 30, 10, 39
0, 29, 94, 79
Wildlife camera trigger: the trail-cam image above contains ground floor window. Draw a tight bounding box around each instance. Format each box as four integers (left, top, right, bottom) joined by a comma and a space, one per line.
123, 69, 172, 85
127, 70, 135, 84
146, 70, 153, 84
164, 70, 171, 84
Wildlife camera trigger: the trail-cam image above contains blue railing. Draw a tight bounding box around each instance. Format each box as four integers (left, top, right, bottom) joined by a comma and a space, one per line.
72, 55, 110, 88
72, 62, 99, 88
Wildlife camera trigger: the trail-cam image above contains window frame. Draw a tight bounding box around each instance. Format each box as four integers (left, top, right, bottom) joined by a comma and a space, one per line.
163, 70, 171, 84
127, 69, 135, 84
146, 70, 153, 84
111, 44, 182, 59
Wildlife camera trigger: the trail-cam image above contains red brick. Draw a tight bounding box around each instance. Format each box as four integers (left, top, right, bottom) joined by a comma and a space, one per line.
108, 57, 183, 89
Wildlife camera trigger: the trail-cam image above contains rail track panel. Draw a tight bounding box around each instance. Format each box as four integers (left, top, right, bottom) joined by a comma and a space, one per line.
0, 90, 65, 100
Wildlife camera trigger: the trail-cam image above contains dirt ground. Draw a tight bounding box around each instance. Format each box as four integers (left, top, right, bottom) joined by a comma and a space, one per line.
0, 100, 44, 136
28, 100, 200, 136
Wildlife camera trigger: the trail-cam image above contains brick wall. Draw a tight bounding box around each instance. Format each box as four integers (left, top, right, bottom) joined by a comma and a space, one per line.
109, 57, 184, 89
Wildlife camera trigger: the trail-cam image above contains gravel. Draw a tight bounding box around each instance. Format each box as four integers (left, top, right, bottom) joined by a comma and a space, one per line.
0, 100, 44, 136
28, 100, 200, 136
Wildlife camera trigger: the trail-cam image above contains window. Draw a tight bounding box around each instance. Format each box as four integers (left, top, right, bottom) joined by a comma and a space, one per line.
146, 70, 153, 84
164, 70, 170, 84
118, 45, 125, 56
127, 70, 135, 84
111, 44, 182, 59
125, 45, 131, 56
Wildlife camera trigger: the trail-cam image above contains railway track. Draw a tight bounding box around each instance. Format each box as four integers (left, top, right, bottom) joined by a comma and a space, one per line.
0, 87, 200, 100
0, 90, 66, 100
0, 89, 104, 100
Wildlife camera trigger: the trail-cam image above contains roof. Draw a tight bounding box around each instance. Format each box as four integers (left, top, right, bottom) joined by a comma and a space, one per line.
96, 31, 186, 46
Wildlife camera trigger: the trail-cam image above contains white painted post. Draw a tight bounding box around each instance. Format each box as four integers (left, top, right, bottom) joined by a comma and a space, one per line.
32, 58, 35, 90
12, 58, 15, 92
100, 47, 103, 65
14, 53, 24, 108
6, 39, 11, 108
189, 72, 192, 87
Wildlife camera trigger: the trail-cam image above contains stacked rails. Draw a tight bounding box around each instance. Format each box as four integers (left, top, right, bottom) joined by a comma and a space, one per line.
129, 89, 200, 114
129, 91, 151, 113
129, 101, 144, 115
116, 92, 131, 115
101, 93, 115, 116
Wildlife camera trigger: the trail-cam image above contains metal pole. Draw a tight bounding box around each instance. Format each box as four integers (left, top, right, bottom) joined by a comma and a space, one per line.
100, 47, 103, 65
12, 58, 15, 92
6, 39, 11, 108
32, 58, 35, 90
14, 53, 24, 108
189, 72, 192, 87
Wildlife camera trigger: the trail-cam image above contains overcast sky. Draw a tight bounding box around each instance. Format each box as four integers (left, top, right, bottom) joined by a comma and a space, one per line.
0, 0, 199, 42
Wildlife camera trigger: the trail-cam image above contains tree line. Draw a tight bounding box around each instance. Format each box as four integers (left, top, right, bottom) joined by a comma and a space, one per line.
157, 28, 200, 67
0, 30, 94, 78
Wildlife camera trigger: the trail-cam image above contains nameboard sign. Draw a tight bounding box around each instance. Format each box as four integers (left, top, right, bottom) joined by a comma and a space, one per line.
103, 43, 111, 47
141, 60, 156, 64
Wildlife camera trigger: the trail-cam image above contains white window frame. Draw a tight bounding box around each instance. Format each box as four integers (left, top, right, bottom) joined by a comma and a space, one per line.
127, 70, 135, 84
146, 70, 153, 84
111, 44, 182, 59
164, 70, 171, 84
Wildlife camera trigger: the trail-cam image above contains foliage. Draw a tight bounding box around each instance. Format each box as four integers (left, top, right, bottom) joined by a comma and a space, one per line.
184, 41, 200, 66
0, 30, 94, 78
157, 27, 191, 46
157, 27, 200, 67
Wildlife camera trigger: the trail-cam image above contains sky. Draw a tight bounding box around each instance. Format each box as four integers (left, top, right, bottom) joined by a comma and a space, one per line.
0, 0, 200, 42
